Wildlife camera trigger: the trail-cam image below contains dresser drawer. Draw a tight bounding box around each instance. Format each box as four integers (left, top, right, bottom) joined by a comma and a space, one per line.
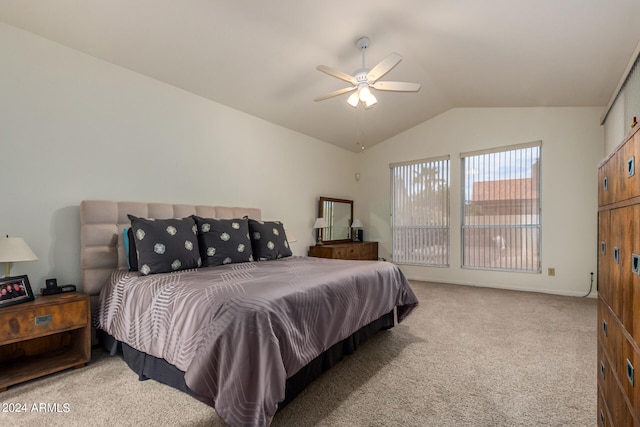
0, 299, 88, 344
308, 241, 378, 261
345, 244, 375, 260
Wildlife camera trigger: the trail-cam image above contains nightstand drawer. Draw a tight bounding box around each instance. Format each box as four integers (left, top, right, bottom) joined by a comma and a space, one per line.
0, 300, 88, 344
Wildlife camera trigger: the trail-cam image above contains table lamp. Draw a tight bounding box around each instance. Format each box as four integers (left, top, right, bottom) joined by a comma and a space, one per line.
351, 219, 363, 241
313, 218, 328, 245
0, 236, 39, 277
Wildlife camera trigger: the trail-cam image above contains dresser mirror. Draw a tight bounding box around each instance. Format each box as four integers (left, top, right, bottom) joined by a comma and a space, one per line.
318, 197, 353, 243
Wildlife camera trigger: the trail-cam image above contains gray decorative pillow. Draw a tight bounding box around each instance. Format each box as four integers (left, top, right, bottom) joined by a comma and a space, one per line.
127, 215, 201, 275
192, 216, 253, 266
248, 219, 292, 261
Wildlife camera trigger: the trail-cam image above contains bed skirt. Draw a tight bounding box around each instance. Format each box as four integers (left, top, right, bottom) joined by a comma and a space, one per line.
98, 309, 395, 410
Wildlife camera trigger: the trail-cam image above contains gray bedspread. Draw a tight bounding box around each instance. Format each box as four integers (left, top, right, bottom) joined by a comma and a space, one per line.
97, 256, 418, 426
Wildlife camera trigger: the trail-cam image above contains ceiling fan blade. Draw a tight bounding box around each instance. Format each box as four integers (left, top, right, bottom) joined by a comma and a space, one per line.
314, 86, 357, 102
372, 81, 421, 92
366, 53, 402, 83
316, 65, 357, 85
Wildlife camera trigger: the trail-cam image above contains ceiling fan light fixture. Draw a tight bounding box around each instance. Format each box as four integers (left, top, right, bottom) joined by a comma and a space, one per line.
347, 84, 377, 109
347, 92, 360, 107
364, 93, 377, 108
359, 85, 373, 102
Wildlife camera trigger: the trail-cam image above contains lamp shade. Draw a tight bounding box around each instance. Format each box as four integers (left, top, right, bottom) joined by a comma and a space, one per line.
364, 93, 377, 108
347, 92, 359, 108
0, 237, 38, 263
0, 237, 38, 277
313, 218, 328, 229
351, 219, 363, 228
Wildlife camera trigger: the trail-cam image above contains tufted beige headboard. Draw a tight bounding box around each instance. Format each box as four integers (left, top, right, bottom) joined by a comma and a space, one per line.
80, 200, 261, 314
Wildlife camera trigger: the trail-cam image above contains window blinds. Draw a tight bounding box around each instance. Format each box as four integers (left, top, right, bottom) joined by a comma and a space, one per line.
390, 156, 450, 266
461, 142, 541, 272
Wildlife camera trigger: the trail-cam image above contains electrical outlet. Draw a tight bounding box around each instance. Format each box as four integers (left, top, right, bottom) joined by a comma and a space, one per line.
548, 268, 556, 276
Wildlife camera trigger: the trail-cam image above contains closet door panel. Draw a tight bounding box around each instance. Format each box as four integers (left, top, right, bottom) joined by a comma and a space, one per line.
599, 163, 610, 206
608, 152, 621, 204
618, 206, 636, 335
632, 204, 640, 345
599, 210, 613, 309
621, 134, 639, 200
610, 208, 625, 320
633, 132, 640, 199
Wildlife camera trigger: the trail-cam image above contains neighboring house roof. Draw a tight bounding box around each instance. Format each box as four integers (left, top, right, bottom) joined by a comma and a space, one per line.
472, 178, 538, 201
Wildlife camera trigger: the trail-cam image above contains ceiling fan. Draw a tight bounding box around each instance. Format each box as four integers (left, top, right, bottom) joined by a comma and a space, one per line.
314, 37, 421, 109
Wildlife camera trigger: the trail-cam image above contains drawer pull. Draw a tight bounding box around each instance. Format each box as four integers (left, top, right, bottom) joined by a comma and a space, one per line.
626, 358, 634, 387
602, 320, 608, 337
600, 361, 605, 379
35, 314, 52, 325
614, 247, 619, 264
600, 410, 604, 426
633, 253, 640, 275
628, 156, 635, 178
600, 241, 606, 255
603, 176, 608, 190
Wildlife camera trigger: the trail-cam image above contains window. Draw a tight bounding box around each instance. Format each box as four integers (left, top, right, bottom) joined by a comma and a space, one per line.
461, 142, 541, 272
391, 156, 450, 266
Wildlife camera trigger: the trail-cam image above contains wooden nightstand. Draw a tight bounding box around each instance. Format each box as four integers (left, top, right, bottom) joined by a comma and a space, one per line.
308, 241, 378, 260
0, 292, 91, 392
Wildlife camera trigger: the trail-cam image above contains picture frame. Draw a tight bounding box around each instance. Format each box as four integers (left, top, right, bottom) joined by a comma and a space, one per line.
0, 275, 35, 308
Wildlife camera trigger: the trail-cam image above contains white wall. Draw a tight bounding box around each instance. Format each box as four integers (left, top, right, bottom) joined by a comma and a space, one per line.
0, 23, 357, 290
356, 107, 604, 296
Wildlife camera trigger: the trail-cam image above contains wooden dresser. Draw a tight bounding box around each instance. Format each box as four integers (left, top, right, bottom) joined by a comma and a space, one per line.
308, 241, 378, 261
597, 125, 640, 426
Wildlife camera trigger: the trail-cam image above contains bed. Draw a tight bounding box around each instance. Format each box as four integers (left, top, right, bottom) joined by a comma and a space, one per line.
80, 200, 418, 426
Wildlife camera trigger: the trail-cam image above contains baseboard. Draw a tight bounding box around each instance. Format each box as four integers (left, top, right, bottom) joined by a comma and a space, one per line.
404, 276, 598, 298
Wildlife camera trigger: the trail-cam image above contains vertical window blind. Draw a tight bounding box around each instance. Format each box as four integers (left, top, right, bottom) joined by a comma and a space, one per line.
602, 40, 640, 130
391, 156, 450, 266
624, 58, 640, 130
461, 141, 541, 272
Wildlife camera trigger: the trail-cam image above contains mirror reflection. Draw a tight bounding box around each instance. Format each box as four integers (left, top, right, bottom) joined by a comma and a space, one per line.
319, 197, 353, 243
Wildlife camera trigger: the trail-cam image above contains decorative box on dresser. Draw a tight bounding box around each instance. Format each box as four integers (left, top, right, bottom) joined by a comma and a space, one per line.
0, 292, 91, 392
597, 125, 640, 426
308, 241, 378, 261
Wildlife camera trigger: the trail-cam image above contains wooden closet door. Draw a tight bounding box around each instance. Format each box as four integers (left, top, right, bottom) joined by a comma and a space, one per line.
632, 204, 640, 345
621, 134, 639, 201
606, 152, 620, 205
599, 301, 623, 380
599, 164, 609, 207
597, 127, 640, 427
617, 206, 636, 335
599, 210, 612, 308
610, 208, 625, 321
632, 204, 640, 417
633, 132, 640, 199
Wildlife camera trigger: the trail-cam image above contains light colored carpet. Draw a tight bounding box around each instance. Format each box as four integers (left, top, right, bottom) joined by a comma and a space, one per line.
0, 281, 596, 426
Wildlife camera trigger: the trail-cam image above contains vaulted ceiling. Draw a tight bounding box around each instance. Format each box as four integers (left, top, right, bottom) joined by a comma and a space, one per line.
2, 1, 640, 152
